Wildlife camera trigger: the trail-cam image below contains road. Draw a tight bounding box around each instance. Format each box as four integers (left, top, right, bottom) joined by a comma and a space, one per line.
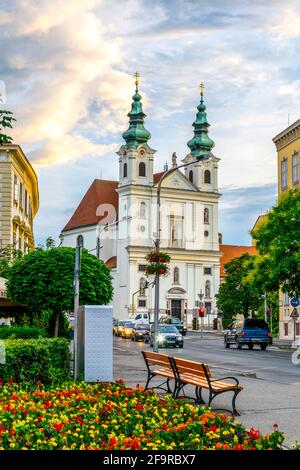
113, 332, 300, 446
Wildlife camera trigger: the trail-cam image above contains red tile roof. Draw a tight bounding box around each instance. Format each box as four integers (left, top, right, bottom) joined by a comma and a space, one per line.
220, 244, 257, 277
63, 179, 119, 231
106, 256, 117, 269
153, 171, 165, 184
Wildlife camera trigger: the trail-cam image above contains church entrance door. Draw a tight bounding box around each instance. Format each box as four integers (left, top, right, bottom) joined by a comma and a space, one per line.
171, 299, 182, 320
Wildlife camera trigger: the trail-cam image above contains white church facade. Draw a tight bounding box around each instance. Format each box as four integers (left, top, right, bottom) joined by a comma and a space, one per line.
60, 77, 221, 328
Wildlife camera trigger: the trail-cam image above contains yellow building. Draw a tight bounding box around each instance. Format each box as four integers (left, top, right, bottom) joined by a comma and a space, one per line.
0, 144, 39, 254
273, 119, 300, 339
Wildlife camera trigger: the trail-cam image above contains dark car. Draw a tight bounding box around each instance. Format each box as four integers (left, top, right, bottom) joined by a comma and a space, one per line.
224, 318, 272, 350
158, 316, 187, 336
147, 324, 184, 348
131, 323, 150, 341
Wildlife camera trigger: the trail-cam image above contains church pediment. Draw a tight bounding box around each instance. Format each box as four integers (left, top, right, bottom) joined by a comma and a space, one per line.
158, 170, 198, 192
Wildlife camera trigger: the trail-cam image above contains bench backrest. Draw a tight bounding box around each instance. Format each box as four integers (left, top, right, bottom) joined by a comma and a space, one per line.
142, 351, 173, 371
172, 357, 212, 380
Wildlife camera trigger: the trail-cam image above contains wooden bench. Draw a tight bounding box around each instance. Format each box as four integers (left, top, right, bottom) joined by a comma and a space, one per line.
142, 351, 176, 394
171, 357, 243, 416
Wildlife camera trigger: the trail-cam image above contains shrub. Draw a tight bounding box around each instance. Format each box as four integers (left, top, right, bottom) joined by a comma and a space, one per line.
0, 338, 71, 385
0, 326, 46, 340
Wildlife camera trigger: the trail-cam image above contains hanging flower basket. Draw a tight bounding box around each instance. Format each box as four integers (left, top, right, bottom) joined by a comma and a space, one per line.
146, 251, 171, 264
145, 262, 169, 277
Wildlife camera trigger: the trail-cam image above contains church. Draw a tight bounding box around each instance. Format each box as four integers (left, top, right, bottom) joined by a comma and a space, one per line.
60, 75, 221, 328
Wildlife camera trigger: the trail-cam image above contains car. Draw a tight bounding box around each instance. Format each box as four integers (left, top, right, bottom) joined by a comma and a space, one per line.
158, 315, 187, 336
147, 324, 184, 348
131, 323, 150, 341
116, 320, 127, 337
224, 318, 272, 350
121, 321, 136, 338
133, 312, 149, 324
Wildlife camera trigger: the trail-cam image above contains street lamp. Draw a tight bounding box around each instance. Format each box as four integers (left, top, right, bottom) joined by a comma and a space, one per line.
74, 234, 84, 380
152, 154, 211, 352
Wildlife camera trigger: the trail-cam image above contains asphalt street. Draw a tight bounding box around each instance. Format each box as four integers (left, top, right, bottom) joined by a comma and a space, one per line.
113, 332, 300, 447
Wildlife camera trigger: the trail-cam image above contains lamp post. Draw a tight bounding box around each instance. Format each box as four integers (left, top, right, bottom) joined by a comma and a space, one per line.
153, 155, 211, 352
198, 290, 204, 339
74, 234, 84, 380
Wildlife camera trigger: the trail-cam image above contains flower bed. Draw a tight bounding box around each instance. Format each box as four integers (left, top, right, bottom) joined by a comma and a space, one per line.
0, 381, 284, 450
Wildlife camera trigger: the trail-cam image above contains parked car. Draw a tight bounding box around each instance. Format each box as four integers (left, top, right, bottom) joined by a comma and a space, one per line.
121, 321, 136, 338
224, 318, 272, 350
134, 312, 149, 324
158, 315, 187, 336
131, 323, 150, 341
116, 320, 127, 337
147, 324, 184, 348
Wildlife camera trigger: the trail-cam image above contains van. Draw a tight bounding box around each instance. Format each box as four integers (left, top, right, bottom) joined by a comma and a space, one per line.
133, 312, 149, 324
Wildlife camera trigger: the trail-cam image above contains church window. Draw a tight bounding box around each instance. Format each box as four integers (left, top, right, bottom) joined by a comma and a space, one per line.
189, 170, 193, 183
139, 162, 146, 177
138, 299, 147, 307
140, 202, 146, 219
123, 163, 127, 178
205, 280, 211, 298
204, 230, 209, 237
204, 170, 211, 184
173, 267, 180, 284
204, 208, 209, 224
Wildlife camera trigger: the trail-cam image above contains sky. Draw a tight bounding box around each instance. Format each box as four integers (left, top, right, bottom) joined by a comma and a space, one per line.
1, 0, 299, 246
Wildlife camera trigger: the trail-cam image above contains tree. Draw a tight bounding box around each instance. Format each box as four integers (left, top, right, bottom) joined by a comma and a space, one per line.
216, 253, 263, 323
252, 189, 300, 297
5, 247, 113, 336
0, 110, 16, 144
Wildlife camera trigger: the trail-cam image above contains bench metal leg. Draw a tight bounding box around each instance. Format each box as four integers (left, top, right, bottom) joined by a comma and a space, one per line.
208, 389, 241, 416
195, 387, 206, 404
232, 389, 241, 416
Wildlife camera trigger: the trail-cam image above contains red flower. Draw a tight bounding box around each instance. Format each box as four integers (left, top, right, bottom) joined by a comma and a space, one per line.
249, 428, 260, 440
233, 444, 244, 451
209, 425, 217, 432
135, 404, 144, 411
273, 423, 278, 429
109, 438, 117, 447
54, 423, 64, 432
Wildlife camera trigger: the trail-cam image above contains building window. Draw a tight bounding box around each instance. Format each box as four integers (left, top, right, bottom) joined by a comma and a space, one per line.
140, 202, 146, 219
14, 175, 18, 202
204, 170, 211, 184
123, 163, 127, 178
138, 299, 147, 308
139, 162, 146, 177
281, 158, 288, 190
24, 189, 28, 215
13, 231, 17, 249
169, 215, 183, 248
205, 280, 211, 298
204, 230, 209, 237
19, 182, 23, 208
173, 267, 180, 284
204, 207, 209, 224
292, 153, 299, 185
189, 170, 193, 183
138, 264, 146, 272
284, 323, 289, 336
204, 267, 212, 275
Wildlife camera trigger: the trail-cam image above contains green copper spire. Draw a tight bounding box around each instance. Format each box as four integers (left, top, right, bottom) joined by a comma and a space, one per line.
187, 83, 215, 158
122, 72, 151, 149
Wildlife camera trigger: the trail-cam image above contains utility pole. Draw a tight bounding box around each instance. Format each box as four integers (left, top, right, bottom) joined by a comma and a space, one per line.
74, 234, 84, 381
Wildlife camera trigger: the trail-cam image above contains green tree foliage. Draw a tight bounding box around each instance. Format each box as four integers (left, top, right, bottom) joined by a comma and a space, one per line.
5, 247, 113, 336
216, 254, 263, 322
0, 110, 16, 144
252, 189, 300, 297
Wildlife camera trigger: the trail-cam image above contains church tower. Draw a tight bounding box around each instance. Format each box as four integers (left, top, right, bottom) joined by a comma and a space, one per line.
117, 72, 155, 187
183, 83, 219, 193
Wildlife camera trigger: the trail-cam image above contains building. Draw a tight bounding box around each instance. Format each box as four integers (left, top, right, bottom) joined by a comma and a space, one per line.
273, 119, 300, 340
61, 78, 221, 327
0, 144, 39, 254
219, 244, 257, 281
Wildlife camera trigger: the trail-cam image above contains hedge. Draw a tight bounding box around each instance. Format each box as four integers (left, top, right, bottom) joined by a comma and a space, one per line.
0, 326, 46, 340
0, 338, 71, 385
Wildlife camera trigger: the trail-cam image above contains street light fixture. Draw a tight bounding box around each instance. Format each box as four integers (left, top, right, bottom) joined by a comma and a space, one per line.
152, 154, 211, 352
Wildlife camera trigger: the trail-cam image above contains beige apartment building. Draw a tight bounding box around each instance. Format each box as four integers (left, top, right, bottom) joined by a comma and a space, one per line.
0, 144, 39, 254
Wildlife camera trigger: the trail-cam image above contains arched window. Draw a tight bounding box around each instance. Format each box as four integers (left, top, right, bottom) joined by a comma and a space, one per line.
173, 267, 180, 284
140, 202, 146, 219
204, 208, 209, 224
204, 170, 211, 184
139, 162, 146, 177
205, 280, 211, 298
189, 170, 193, 183
123, 163, 127, 178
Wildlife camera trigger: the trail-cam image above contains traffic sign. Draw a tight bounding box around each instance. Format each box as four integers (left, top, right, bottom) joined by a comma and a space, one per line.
290, 298, 300, 308
290, 308, 299, 319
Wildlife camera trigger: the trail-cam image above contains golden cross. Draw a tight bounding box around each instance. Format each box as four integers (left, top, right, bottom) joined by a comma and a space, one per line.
134, 71, 140, 90
200, 82, 204, 97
